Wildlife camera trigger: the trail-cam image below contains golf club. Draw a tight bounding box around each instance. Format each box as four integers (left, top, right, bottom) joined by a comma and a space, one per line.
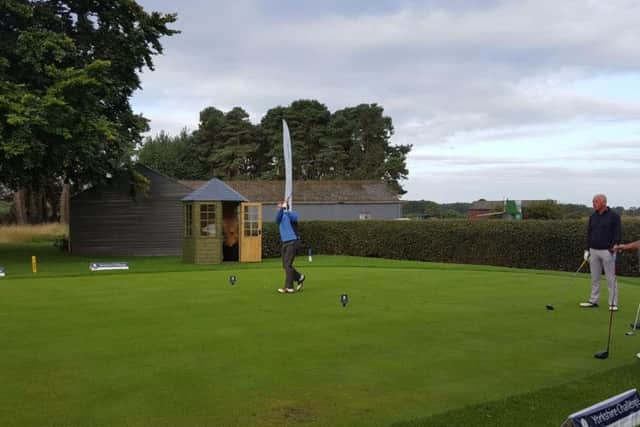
594, 254, 618, 359
594, 307, 614, 359
625, 303, 640, 336
546, 257, 589, 310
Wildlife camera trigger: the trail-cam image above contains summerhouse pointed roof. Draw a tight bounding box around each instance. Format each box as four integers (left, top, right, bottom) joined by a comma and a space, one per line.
182, 178, 248, 202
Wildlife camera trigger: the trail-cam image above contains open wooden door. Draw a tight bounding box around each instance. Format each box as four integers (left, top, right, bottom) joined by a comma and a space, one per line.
239, 202, 262, 262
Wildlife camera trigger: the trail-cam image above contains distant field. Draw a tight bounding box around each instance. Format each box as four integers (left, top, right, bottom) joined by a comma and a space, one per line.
1, 244, 639, 426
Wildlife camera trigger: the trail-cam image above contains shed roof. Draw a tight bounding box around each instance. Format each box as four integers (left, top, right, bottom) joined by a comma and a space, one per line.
180, 180, 400, 203
182, 178, 248, 202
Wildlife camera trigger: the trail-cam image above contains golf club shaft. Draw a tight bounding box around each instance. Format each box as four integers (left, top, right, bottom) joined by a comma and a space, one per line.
551, 258, 588, 308
564, 258, 588, 303
605, 302, 614, 352
605, 253, 618, 353
574, 258, 588, 276
634, 303, 640, 331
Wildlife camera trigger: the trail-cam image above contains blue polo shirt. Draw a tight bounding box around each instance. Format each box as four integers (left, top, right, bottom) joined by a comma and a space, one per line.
275, 208, 299, 242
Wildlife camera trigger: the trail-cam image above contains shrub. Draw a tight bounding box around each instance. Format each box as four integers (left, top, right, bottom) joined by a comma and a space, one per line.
523, 200, 562, 219
263, 219, 640, 276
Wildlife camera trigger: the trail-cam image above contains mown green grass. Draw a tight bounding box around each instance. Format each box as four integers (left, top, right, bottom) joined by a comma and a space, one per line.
392, 363, 640, 426
1, 243, 639, 426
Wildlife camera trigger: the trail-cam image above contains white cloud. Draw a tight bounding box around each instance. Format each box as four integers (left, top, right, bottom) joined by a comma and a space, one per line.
583, 140, 640, 150
404, 165, 638, 206
133, 0, 640, 206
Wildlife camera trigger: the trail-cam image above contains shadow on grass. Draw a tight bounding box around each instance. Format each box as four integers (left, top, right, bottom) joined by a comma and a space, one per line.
391, 362, 640, 427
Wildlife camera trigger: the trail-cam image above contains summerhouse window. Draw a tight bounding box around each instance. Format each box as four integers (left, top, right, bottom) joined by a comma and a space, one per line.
200, 204, 216, 236
243, 205, 260, 236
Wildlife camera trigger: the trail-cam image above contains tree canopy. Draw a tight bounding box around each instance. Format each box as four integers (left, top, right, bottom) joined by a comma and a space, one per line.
138, 100, 412, 193
0, 0, 178, 192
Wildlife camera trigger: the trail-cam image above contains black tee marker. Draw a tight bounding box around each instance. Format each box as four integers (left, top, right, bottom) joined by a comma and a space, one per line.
341, 294, 349, 307
229, 275, 236, 286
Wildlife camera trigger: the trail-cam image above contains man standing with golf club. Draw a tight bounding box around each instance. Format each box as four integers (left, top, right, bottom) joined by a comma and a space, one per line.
580, 194, 621, 311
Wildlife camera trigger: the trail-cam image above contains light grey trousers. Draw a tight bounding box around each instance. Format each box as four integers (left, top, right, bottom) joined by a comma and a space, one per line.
588, 248, 618, 306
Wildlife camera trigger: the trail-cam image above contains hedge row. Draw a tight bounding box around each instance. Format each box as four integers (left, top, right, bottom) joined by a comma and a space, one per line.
262, 219, 640, 276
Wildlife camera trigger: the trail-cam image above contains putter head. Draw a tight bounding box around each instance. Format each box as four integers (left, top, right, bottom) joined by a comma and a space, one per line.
625, 331, 635, 336
545, 304, 554, 311
594, 350, 609, 359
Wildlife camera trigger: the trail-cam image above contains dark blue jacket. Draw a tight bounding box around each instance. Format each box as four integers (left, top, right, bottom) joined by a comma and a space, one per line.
587, 207, 621, 250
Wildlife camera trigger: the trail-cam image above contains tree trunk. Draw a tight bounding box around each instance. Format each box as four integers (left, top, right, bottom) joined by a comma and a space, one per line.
59, 183, 70, 224
28, 187, 46, 223
13, 189, 28, 224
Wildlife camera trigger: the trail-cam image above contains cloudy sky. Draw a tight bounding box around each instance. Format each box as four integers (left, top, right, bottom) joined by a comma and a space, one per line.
132, 0, 640, 207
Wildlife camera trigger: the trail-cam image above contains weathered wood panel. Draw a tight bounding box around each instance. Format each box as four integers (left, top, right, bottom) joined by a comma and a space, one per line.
70, 166, 191, 256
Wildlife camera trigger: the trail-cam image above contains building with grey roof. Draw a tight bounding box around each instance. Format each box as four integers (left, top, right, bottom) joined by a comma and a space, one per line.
69, 165, 403, 256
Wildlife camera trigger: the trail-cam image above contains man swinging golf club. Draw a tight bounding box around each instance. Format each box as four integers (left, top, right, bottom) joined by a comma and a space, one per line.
276, 120, 305, 294
276, 198, 305, 294
580, 194, 621, 311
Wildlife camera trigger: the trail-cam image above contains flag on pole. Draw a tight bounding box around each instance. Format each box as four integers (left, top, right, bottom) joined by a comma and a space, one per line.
282, 119, 293, 210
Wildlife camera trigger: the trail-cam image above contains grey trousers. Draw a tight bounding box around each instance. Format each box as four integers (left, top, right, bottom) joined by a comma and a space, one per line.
588, 248, 618, 306
282, 240, 301, 289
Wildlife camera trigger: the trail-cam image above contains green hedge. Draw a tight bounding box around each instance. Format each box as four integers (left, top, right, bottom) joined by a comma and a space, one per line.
263, 219, 640, 276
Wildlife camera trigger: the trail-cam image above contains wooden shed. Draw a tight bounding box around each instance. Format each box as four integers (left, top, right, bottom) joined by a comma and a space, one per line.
182, 178, 263, 264
70, 165, 191, 256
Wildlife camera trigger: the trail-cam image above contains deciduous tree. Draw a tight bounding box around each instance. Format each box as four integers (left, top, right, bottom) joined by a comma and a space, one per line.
0, 0, 178, 222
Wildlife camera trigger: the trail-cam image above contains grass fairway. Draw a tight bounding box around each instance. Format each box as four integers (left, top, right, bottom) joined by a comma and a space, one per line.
1, 249, 639, 426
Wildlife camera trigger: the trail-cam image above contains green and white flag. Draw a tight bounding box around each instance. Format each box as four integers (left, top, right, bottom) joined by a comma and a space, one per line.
505, 199, 522, 220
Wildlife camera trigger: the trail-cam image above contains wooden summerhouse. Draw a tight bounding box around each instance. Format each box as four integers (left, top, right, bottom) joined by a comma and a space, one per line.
182, 178, 263, 264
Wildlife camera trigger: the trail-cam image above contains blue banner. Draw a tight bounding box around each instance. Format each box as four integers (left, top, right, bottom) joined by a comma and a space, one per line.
565, 389, 640, 427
